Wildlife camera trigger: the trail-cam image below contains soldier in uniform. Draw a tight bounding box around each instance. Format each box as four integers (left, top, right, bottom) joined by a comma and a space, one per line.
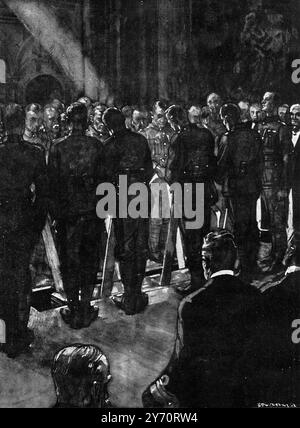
102, 108, 153, 315
169, 105, 217, 293
206, 93, 226, 140
258, 92, 292, 272
278, 103, 290, 126
86, 103, 110, 144
132, 108, 150, 134
142, 101, 176, 263
143, 230, 261, 408
217, 103, 263, 278
0, 104, 48, 358
48, 102, 104, 329
23, 103, 44, 148
187, 105, 202, 128
250, 103, 263, 131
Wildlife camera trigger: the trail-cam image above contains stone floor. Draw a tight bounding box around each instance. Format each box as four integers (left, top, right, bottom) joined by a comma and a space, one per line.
0, 264, 287, 408
0, 285, 181, 408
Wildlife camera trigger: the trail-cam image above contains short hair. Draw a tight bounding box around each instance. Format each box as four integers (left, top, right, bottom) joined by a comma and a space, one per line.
77, 96, 92, 107
250, 103, 262, 110
188, 105, 201, 121
102, 107, 125, 132
238, 100, 250, 109
52, 344, 110, 408
121, 105, 133, 118
66, 102, 88, 129
279, 103, 289, 110
152, 100, 167, 113
51, 99, 65, 114
4, 103, 25, 131
90, 103, 107, 121
290, 104, 300, 111
166, 105, 188, 126
203, 229, 238, 272
201, 105, 211, 119
265, 92, 281, 108
25, 103, 42, 115
220, 103, 241, 123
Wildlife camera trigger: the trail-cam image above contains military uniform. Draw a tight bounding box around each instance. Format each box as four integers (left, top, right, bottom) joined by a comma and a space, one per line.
171, 125, 217, 289
104, 129, 153, 315
142, 123, 176, 262
48, 132, 104, 320
258, 117, 292, 271
143, 274, 261, 408
217, 123, 263, 274
0, 135, 48, 351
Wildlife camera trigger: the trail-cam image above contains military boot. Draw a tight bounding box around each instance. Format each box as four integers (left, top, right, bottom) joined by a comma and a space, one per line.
60, 302, 82, 330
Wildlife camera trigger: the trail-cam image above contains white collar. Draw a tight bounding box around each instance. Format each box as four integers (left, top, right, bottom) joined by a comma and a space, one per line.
210, 270, 235, 279
285, 266, 300, 276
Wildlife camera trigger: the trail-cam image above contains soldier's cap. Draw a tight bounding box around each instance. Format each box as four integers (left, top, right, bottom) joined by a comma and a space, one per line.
220, 103, 241, 123
203, 229, 237, 255
102, 107, 125, 131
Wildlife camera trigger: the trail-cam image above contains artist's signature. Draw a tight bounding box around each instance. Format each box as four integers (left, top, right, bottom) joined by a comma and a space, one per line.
258, 403, 298, 408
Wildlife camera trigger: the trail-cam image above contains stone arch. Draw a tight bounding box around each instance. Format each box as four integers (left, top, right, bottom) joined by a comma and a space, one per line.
25, 74, 64, 105
15, 36, 73, 105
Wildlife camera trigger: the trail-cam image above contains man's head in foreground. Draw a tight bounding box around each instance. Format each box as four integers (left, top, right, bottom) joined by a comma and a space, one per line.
202, 230, 238, 280
52, 344, 111, 408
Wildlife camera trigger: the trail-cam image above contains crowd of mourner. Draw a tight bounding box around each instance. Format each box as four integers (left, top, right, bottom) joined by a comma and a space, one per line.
0, 91, 299, 408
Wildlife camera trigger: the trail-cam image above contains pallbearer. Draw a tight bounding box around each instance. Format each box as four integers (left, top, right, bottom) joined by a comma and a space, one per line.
170, 106, 217, 294
0, 104, 48, 357
48, 102, 104, 329
258, 92, 292, 272
218, 103, 263, 279
103, 108, 153, 315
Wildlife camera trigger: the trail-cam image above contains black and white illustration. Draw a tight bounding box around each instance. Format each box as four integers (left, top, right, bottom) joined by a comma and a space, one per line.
0, 0, 299, 410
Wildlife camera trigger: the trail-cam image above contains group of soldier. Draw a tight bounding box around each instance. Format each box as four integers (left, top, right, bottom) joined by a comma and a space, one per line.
0, 90, 299, 372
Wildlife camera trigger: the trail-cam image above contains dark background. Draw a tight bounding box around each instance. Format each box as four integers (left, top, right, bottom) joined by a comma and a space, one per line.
1, 0, 300, 106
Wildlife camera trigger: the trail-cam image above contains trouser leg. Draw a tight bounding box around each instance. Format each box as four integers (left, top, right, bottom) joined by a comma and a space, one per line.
230, 195, 259, 275
57, 220, 81, 311
80, 218, 103, 307
116, 217, 148, 314
0, 231, 35, 351
183, 204, 211, 291
259, 188, 288, 270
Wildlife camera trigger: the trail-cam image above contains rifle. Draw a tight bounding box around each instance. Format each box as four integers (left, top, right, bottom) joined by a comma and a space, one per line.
100, 215, 115, 298
160, 190, 178, 287
42, 216, 64, 295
